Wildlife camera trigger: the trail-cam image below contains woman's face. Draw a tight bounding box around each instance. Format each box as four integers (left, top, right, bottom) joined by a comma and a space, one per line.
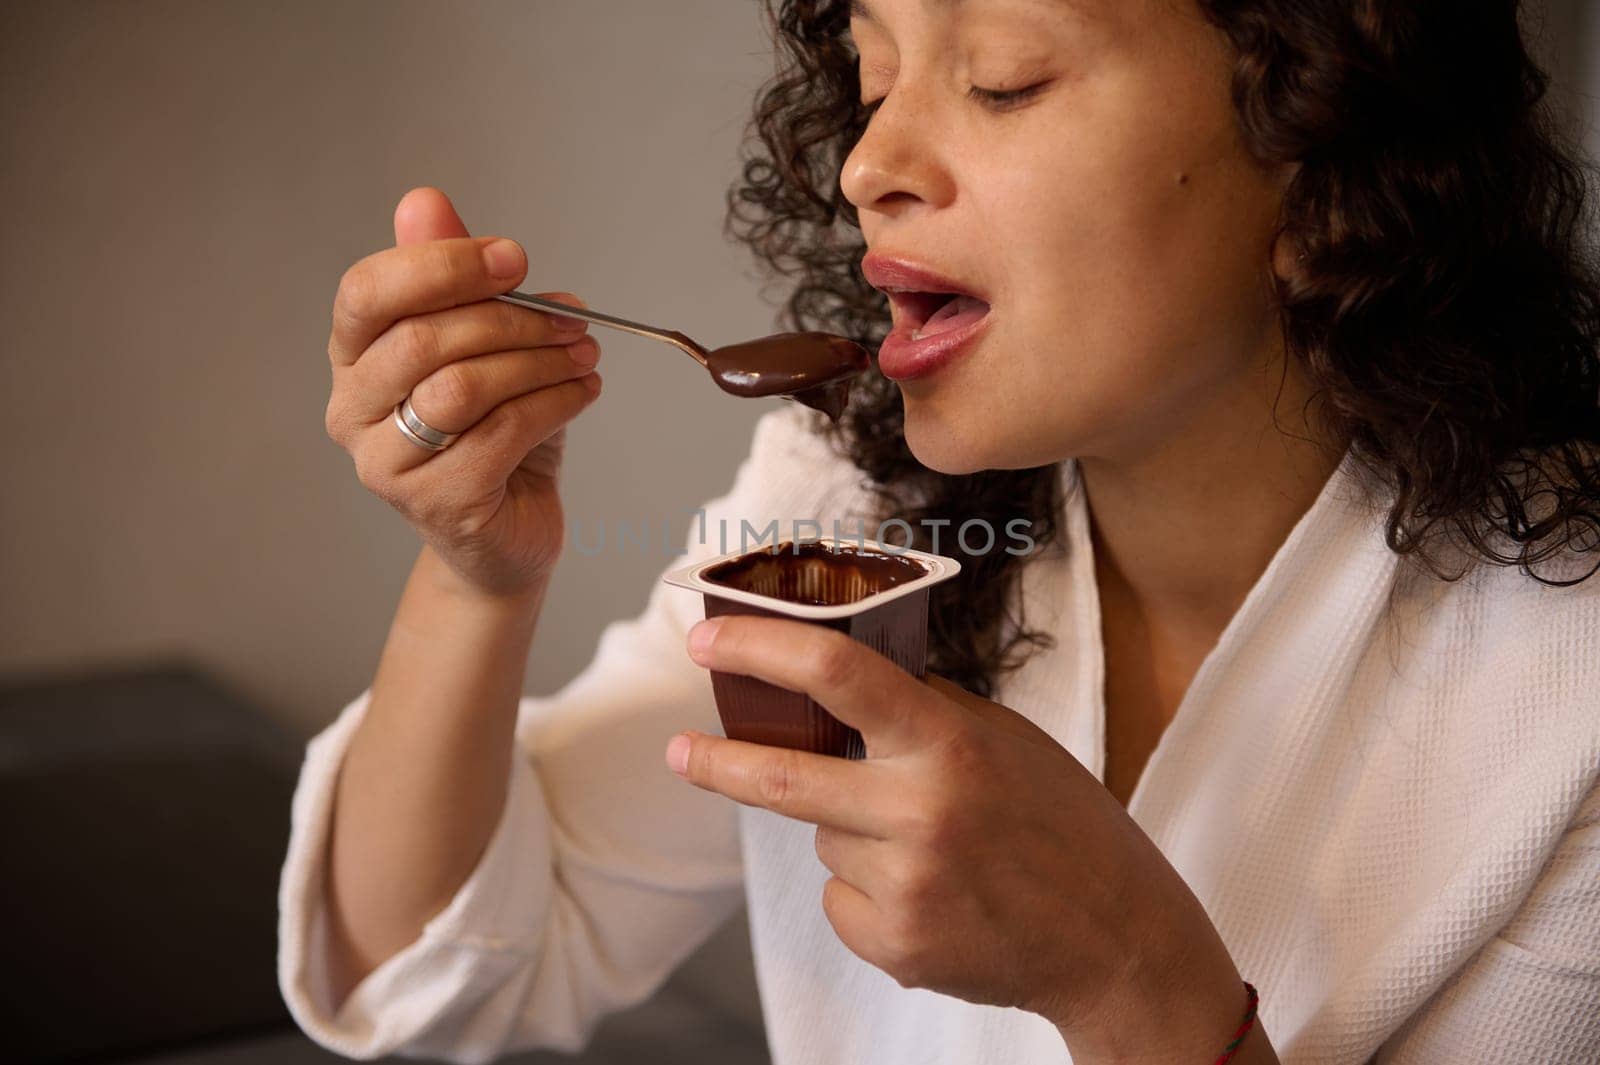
842, 0, 1294, 474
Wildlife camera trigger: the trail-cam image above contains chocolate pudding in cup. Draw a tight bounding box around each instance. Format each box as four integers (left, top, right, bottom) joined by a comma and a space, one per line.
662, 537, 961, 758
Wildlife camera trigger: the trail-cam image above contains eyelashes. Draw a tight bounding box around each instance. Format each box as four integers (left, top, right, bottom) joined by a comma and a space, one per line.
859, 80, 1051, 119
966, 81, 1050, 110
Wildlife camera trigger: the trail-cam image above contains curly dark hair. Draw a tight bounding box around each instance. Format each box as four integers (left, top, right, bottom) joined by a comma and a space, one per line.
725, 0, 1600, 697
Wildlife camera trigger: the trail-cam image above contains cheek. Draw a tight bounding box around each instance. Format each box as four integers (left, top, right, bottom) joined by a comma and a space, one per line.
976, 114, 1281, 454
899, 38, 1285, 471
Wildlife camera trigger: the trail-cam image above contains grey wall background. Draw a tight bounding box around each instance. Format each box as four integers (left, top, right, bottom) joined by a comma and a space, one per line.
0, 1, 1595, 1061
1, 3, 785, 1053
0, 1, 784, 734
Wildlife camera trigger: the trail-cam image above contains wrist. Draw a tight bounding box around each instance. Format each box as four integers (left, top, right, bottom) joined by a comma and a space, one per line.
1052, 933, 1258, 1064
391, 547, 547, 657
417, 544, 549, 611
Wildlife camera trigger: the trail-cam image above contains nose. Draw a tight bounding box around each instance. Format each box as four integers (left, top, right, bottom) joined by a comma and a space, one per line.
839, 88, 956, 218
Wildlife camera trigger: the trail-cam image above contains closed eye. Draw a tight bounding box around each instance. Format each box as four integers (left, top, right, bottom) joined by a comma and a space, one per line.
860, 79, 1052, 120
967, 81, 1051, 110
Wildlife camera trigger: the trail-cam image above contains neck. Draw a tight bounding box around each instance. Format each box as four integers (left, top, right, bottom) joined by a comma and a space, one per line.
1077, 351, 1347, 639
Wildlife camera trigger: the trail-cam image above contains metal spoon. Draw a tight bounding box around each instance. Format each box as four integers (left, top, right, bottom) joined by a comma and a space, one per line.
494, 289, 869, 421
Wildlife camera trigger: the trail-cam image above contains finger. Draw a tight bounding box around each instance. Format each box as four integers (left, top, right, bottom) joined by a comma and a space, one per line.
410, 337, 601, 435
358, 338, 602, 477
820, 875, 893, 972
671, 730, 890, 837
417, 371, 602, 487
686, 615, 951, 756
394, 186, 470, 246
329, 235, 529, 368
813, 824, 889, 895
343, 372, 599, 521
342, 295, 591, 424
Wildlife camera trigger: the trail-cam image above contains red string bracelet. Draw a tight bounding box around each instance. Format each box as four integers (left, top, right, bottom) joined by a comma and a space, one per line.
1211, 981, 1260, 1065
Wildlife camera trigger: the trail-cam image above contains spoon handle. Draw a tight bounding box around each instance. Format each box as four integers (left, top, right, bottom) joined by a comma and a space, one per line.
494, 290, 708, 366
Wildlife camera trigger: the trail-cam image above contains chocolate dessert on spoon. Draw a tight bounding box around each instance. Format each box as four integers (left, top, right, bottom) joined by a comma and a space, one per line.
494, 290, 870, 421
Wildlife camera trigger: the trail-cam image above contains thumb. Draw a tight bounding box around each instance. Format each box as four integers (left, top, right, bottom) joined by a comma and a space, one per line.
393, 186, 470, 247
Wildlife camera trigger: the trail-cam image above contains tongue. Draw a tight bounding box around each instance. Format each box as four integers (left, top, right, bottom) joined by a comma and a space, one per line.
913, 294, 989, 339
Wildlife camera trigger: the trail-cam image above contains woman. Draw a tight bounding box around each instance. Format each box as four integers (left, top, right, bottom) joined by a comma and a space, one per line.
279, 1, 1600, 1062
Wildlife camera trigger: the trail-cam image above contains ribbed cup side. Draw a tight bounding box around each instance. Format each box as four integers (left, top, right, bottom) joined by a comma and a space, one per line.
702, 590, 930, 759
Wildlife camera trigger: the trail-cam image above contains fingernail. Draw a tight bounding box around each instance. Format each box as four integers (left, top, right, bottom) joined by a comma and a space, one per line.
666, 733, 691, 775
688, 618, 722, 661
568, 337, 600, 368
548, 294, 588, 330
483, 239, 524, 279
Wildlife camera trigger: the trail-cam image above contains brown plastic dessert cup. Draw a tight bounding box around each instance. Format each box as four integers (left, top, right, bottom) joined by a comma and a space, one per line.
662, 537, 961, 759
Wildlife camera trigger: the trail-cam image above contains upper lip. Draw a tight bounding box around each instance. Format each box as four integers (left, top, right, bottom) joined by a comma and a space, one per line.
860, 253, 990, 334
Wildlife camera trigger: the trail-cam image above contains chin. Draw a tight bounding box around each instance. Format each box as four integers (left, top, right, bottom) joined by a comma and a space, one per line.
901, 385, 1086, 474
900, 396, 1012, 475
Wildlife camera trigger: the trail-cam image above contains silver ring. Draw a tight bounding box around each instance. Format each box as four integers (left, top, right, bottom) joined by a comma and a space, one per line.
393, 394, 460, 452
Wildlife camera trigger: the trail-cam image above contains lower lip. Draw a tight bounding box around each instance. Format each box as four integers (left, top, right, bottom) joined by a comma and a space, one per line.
875, 308, 992, 382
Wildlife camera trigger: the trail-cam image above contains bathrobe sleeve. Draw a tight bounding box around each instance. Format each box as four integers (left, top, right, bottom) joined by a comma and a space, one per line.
276, 404, 862, 1062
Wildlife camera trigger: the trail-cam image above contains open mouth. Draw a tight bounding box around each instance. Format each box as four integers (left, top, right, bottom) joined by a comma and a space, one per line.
887, 290, 992, 341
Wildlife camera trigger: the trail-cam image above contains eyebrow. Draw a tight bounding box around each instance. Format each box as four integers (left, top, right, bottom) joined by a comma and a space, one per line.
849, 0, 1082, 27
849, 0, 957, 25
